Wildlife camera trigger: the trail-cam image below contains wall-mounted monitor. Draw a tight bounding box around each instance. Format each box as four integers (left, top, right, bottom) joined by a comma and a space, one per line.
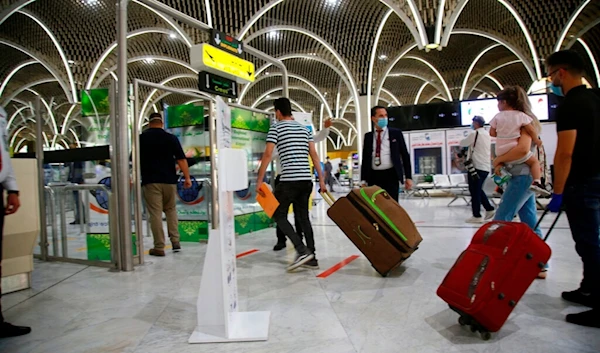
388, 101, 460, 131
460, 94, 549, 126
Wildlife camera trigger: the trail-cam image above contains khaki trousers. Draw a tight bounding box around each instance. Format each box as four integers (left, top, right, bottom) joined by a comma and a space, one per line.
142, 184, 180, 250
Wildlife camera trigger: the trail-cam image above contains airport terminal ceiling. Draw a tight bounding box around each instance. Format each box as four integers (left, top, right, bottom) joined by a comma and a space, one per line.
0, 0, 599, 151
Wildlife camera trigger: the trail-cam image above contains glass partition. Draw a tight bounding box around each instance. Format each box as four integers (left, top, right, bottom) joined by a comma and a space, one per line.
166, 102, 211, 242
230, 107, 274, 235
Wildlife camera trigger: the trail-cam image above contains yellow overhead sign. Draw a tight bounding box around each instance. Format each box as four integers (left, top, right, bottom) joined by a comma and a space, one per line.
191, 43, 255, 84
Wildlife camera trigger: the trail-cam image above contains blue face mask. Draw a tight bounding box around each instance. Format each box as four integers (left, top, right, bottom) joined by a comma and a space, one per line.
549, 83, 564, 97
470, 123, 476, 130
377, 118, 388, 128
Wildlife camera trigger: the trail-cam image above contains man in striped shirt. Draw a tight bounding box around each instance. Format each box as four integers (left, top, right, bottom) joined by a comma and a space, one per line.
270, 118, 331, 252
257, 98, 327, 271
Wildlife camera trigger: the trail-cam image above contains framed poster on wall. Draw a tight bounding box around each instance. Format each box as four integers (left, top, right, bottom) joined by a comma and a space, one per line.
446, 129, 471, 174
409, 131, 446, 175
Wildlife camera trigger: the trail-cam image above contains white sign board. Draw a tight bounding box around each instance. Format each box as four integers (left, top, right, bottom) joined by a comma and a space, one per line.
410, 131, 445, 148
190, 97, 270, 344
293, 112, 315, 133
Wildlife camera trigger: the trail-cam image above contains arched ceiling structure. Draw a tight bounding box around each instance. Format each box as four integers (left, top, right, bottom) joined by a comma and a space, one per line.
1, 0, 599, 151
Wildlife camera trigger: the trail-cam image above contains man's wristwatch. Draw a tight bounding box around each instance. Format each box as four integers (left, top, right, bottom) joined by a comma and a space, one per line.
7, 190, 19, 196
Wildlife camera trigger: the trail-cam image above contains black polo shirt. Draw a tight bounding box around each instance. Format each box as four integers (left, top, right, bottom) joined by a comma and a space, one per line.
139, 128, 186, 185
556, 85, 600, 184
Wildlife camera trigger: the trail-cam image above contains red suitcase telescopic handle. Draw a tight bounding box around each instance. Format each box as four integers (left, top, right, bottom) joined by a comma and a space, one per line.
535, 208, 563, 242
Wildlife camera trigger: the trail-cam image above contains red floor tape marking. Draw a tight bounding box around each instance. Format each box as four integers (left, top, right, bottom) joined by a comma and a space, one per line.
236, 249, 259, 259
316, 255, 360, 278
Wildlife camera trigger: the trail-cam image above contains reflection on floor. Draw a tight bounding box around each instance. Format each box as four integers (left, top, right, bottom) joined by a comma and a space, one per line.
2, 197, 599, 353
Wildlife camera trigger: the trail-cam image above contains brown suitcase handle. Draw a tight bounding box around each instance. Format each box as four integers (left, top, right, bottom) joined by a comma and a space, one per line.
320, 190, 336, 206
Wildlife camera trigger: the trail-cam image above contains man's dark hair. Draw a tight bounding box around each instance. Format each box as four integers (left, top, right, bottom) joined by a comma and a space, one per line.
273, 98, 292, 116
546, 50, 585, 75
371, 106, 387, 117
149, 112, 162, 122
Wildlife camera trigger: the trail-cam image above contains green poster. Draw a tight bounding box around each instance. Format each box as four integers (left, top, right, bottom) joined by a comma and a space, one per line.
86, 233, 137, 261
231, 108, 270, 133
167, 104, 205, 129
81, 89, 110, 117
178, 220, 209, 242
254, 112, 270, 133
234, 211, 274, 235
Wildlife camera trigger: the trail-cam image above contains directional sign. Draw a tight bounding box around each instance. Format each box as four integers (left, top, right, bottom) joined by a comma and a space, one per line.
190, 43, 255, 84
211, 29, 243, 57
198, 71, 237, 99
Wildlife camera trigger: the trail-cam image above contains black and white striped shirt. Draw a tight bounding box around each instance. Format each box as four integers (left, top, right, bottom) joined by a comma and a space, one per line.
266, 120, 313, 181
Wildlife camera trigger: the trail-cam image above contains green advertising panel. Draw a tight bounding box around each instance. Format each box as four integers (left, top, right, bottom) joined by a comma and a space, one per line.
81, 89, 110, 117
231, 108, 270, 133
166, 104, 205, 129
178, 220, 209, 242
231, 107, 275, 235
166, 106, 210, 242
86, 234, 137, 261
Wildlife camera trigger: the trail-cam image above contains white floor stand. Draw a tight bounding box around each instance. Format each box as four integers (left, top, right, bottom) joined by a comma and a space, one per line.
189, 98, 270, 344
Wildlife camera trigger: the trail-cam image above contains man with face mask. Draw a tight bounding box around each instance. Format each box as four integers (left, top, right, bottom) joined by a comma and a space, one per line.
360, 106, 412, 202
545, 50, 600, 328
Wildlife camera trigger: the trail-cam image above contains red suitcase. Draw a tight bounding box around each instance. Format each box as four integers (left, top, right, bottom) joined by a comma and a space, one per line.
436, 221, 552, 340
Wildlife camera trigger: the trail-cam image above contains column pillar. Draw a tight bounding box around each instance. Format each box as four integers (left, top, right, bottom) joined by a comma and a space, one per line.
357, 95, 373, 158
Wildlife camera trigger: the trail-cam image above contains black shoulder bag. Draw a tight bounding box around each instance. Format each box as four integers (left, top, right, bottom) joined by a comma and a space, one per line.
464, 131, 479, 180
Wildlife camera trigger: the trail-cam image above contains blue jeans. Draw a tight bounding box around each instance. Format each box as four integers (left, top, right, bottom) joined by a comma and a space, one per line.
564, 176, 600, 303
468, 169, 495, 217
493, 174, 543, 238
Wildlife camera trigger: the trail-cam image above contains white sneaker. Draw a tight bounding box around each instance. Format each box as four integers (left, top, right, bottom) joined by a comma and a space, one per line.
530, 183, 551, 197
484, 210, 496, 220
465, 216, 484, 224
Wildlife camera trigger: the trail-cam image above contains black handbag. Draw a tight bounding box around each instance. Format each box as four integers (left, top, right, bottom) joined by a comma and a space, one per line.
464, 131, 479, 180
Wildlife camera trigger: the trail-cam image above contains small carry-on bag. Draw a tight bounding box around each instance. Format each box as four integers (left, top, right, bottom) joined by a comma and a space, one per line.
436, 211, 560, 340
322, 186, 423, 277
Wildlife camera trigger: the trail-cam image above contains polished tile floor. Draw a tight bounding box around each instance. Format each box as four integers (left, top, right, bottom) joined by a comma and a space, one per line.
2, 197, 599, 353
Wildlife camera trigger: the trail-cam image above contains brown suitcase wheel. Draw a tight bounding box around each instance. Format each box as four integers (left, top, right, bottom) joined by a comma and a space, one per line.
458, 316, 468, 326
375, 266, 389, 277
481, 332, 492, 341
470, 325, 477, 333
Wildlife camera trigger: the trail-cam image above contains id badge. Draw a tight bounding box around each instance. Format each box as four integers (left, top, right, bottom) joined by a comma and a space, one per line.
374, 157, 381, 166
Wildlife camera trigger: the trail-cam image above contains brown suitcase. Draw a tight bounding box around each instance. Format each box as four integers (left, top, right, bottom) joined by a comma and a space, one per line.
322, 186, 423, 276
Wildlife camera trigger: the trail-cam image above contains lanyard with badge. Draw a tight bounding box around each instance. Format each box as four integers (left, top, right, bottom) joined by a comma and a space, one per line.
374, 129, 386, 166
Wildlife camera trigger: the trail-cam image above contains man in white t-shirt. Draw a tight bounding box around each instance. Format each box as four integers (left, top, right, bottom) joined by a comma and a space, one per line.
460, 115, 495, 223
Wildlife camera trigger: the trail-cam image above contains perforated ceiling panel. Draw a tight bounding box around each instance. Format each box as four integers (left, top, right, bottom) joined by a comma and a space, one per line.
1, 0, 599, 150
